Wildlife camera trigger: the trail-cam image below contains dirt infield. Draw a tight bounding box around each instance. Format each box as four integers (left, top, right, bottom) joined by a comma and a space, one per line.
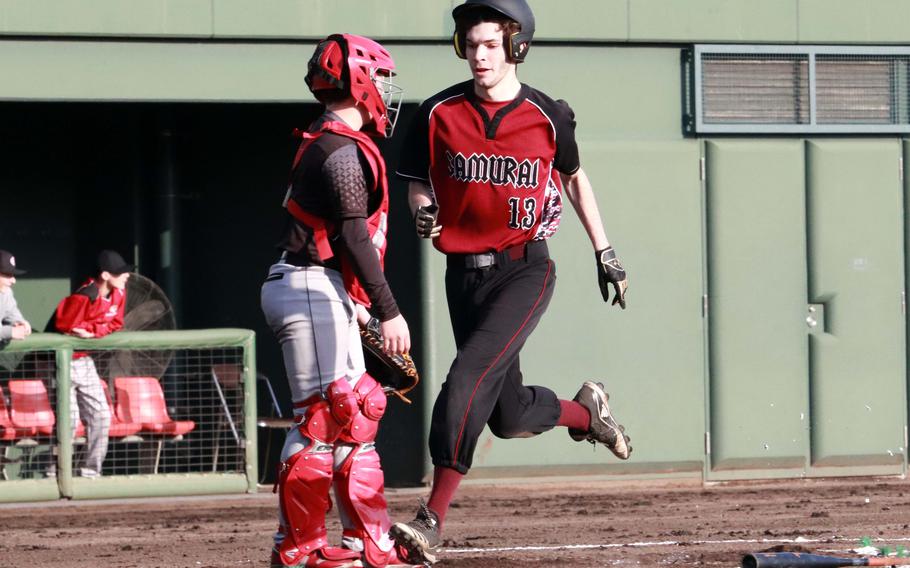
1, 476, 909, 567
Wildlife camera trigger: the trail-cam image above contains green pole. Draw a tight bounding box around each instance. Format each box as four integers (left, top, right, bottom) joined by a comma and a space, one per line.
55, 347, 72, 499
420, 239, 436, 484
243, 335, 259, 493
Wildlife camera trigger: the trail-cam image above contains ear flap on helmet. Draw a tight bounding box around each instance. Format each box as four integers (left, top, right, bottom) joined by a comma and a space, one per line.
306, 35, 348, 92
452, 29, 524, 62
453, 31, 465, 59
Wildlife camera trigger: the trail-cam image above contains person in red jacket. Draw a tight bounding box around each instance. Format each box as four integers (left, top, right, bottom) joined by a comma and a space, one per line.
53, 249, 132, 478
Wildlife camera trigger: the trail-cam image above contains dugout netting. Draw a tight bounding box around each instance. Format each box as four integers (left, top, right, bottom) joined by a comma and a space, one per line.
0, 329, 257, 501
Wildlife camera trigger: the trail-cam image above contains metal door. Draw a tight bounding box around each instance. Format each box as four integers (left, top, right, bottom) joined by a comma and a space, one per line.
704, 140, 811, 479
805, 140, 906, 477
704, 139, 907, 480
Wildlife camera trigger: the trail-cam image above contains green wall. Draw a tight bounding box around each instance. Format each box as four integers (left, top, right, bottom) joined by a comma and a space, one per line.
2, 0, 909, 484
3, 1, 910, 43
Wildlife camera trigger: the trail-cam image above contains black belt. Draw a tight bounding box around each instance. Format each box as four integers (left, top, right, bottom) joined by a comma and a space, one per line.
280, 249, 312, 267
278, 250, 340, 270
447, 240, 548, 270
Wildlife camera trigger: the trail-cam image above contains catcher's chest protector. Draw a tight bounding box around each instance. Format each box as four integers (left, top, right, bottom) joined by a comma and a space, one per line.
285, 121, 390, 307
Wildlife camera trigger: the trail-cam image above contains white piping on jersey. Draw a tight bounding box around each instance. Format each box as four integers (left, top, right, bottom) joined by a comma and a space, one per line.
524, 95, 580, 176
522, 97, 558, 145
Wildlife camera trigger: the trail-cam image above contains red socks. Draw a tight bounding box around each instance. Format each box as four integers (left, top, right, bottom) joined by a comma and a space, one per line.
426, 402, 590, 528
557, 399, 591, 431
426, 466, 464, 528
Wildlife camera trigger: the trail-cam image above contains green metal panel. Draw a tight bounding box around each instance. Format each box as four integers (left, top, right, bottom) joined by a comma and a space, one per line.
0, 0, 212, 37
215, 0, 628, 41
212, 0, 453, 39
629, 0, 797, 43
805, 140, 906, 474
242, 334, 258, 492
0, 329, 256, 352
458, 141, 705, 475
0, 43, 685, 131
705, 140, 809, 476
12, 278, 70, 331
69, 473, 249, 500
798, 0, 910, 44
55, 347, 73, 498
522, 47, 685, 141
0, 39, 312, 102
4, 0, 910, 44
530, 0, 627, 41
0, 41, 464, 102
906, 139, 910, 469
0, 478, 59, 503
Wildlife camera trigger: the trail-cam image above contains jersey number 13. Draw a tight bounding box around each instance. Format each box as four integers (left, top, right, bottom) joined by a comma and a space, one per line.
508, 197, 537, 230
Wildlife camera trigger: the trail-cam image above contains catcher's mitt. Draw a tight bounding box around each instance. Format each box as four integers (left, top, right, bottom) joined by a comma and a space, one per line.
360, 317, 419, 403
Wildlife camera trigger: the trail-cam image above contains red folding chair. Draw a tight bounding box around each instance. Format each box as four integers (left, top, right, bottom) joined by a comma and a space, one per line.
0, 385, 37, 441
114, 377, 195, 436
101, 382, 142, 438
114, 377, 194, 474
8, 380, 55, 436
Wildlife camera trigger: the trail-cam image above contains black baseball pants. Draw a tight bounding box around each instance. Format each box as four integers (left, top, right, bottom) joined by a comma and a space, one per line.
430, 240, 561, 474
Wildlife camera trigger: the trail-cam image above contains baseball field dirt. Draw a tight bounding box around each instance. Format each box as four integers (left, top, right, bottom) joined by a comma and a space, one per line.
1, 476, 909, 567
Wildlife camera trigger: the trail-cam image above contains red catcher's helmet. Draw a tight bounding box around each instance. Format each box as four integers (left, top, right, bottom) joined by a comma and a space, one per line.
452, 0, 536, 63
305, 33, 403, 138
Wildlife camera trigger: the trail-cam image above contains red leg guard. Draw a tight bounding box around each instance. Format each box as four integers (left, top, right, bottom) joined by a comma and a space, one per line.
334, 443, 395, 568
276, 441, 335, 566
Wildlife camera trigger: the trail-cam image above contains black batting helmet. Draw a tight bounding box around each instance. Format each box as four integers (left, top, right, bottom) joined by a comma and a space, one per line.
452, 0, 536, 63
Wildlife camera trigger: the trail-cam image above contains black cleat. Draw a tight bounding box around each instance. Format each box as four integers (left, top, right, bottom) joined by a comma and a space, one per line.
569, 380, 632, 459
389, 500, 440, 565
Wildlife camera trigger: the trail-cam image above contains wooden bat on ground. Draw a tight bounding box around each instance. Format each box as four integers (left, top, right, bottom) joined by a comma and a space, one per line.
742, 552, 896, 567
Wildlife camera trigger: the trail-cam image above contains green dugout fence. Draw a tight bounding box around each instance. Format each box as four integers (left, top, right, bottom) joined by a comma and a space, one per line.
0, 329, 258, 503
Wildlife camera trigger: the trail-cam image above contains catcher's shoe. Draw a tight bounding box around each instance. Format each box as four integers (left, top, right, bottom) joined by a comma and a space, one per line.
389, 501, 440, 565
269, 546, 363, 568
569, 381, 632, 460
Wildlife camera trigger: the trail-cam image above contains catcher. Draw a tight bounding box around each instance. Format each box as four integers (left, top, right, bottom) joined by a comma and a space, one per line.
260, 34, 417, 568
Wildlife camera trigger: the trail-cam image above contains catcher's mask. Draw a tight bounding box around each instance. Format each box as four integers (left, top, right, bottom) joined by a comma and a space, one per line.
452, 0, 535, 63
305, 33, 403, 138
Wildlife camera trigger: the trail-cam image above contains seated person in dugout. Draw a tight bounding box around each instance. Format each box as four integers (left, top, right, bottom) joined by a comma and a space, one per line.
51, 249, 132, 478
0, 249, 32, 343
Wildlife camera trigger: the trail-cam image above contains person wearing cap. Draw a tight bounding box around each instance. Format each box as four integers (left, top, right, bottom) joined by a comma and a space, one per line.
51, 249, 133, 478
0, 249, 32, 342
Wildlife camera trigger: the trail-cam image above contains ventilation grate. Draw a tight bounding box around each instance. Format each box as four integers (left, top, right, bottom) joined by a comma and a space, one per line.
690, 45, 910, 134
816, 55, 909, 125
702, 54, 809, 125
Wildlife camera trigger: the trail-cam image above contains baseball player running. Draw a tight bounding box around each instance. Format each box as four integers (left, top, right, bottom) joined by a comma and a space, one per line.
260, 34, 417, 568
391, 0, 632, 563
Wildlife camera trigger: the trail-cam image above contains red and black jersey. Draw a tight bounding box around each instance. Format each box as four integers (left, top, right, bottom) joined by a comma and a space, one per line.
276, 113, 398, 320
54, 279, 126, 358
397, 81, 580, 254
